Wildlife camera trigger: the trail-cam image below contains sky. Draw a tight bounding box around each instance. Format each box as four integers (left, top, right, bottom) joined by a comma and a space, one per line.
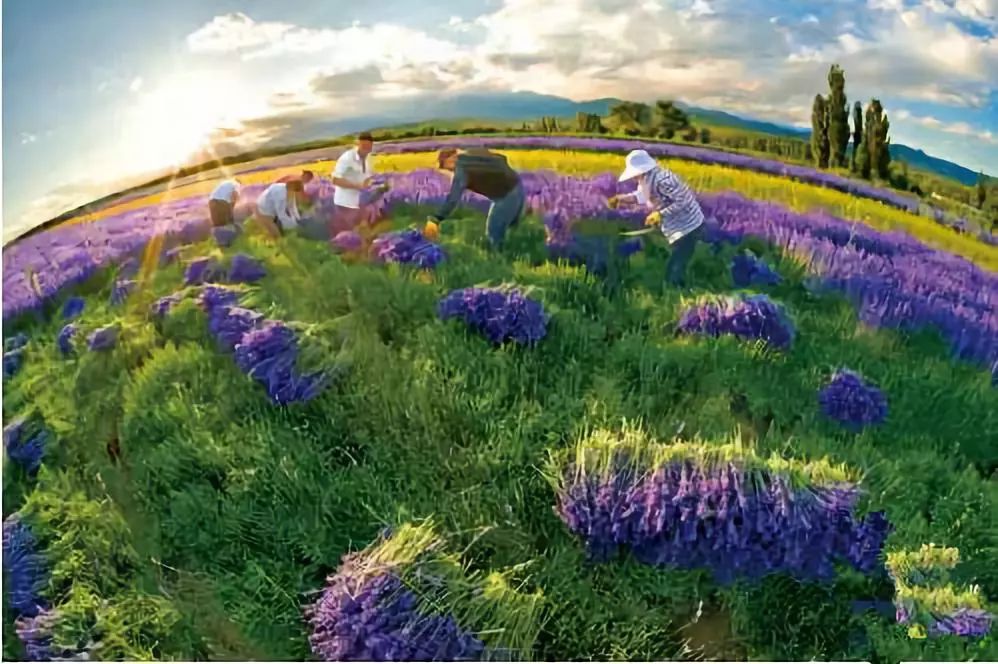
3, 0, 997, 238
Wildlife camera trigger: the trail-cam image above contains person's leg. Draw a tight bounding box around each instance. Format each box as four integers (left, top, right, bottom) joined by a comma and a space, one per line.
485, 185, 525, 248
664, 226, 703, 287
209, 200, 226, 227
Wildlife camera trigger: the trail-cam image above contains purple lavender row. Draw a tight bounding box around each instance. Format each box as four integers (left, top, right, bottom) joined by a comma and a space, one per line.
199, 286, 328, 405
556, 456, 891, 584
437, 287, 548, 346
307, 552, 485, 661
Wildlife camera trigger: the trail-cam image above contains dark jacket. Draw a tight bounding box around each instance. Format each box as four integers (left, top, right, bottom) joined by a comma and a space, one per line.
433, 150, 520, 221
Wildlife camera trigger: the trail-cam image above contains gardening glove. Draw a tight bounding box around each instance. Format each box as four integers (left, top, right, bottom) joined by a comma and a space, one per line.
423, 219, 440, 241
607, 195, 620, 209
644, 210, 662, 227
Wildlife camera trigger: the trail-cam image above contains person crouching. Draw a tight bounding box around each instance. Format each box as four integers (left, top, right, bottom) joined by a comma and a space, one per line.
208, 179, 240, 227
608, 149, 705, 288
254, 180, 304, 238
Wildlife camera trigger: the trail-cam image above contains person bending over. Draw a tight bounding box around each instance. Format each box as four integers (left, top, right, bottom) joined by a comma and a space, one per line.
428, 148, 524, 249
255, 180, 304, 237
208, 179, 240, 227
608, 149, 704, 287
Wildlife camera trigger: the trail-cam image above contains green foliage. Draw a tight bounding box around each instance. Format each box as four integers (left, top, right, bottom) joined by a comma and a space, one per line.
827, 65, 850, 169
699, 127, 711, 144
865, 99, 892, 180
811, 94, 830, 169
3, 202, 997, 661
651, 100, 691, 140
574, 112, 604, 134
606, 101, 652, 136
851, 101, 864, 172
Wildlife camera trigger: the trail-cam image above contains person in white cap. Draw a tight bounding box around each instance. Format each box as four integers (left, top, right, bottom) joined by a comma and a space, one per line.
208, 179, 241, 227
608, 149, 705, 287
254, 180, 304, 237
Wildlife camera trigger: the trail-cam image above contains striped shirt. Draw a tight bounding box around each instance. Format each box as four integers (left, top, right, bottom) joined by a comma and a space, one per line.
634, 167, 704, 244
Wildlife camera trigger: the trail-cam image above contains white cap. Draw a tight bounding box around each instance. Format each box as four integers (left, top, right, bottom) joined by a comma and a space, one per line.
618, 149, 657, 182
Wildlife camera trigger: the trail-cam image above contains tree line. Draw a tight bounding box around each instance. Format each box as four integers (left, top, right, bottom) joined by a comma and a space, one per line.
811, 64, 891, 181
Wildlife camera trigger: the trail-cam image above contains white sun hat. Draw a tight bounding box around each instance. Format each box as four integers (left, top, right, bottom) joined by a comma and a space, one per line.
618, 149, 658, 182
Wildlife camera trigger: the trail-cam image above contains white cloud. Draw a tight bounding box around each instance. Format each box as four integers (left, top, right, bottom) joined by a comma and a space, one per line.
129, 76, 143, 92
20, 132, 37, 145
803, 14, 820, 24
895, 109, 998, 143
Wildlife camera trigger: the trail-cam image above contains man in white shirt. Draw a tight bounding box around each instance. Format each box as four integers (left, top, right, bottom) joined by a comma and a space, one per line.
255, 180, 304, 237
208, 179, 240, 227
331, 132, 380, 233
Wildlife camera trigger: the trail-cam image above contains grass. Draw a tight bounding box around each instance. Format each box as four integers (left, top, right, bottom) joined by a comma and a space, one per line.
3, 163, 997, 661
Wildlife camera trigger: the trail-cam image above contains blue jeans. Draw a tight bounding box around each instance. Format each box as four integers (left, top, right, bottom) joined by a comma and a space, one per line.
665, 226, 703, 286
485, 182, 525, 248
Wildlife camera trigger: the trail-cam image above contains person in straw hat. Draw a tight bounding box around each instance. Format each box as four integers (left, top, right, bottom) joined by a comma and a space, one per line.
608, 149, 705, 287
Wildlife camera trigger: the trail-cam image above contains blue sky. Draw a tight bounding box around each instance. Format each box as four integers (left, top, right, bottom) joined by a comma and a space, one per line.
3, 0, 997, 237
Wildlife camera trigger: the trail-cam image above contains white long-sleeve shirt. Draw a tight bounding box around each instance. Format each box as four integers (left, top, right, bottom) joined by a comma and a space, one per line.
623, 166, 704, 244
210, 180, 240, 204
256, 183, 300, 229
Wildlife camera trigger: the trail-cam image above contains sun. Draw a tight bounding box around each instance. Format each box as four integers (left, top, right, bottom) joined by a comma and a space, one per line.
124, 69, 262, 172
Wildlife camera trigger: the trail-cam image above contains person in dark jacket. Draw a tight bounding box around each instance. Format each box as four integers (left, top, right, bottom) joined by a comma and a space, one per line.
428, 148, 524, 248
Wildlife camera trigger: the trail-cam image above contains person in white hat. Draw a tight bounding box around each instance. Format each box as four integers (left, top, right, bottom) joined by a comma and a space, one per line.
608, 149, 705, 287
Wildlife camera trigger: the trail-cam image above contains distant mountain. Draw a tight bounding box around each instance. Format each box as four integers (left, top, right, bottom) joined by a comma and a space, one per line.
241, 91, 983, 185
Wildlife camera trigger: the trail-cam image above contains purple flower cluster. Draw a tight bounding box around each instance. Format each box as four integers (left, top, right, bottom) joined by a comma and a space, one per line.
3, 515, 48, 617
3, 418, 48, 475
731, 252, 782, 288
233, 322, 329, 405
332, 230, 363, 253
212, 225, 239, 247
228, 254, 267, 283
109, 279, 136, 306
677, 294, 796, 350
61, 297, 85, 320
57, 324, 78, 357
307, 553, 485, 661
200, 286, 328, 404
371, 230, 445, 269
556, 452, 891, 584
87, 325, 119, 352
818, 369, 889, 431
184, 257, 227, 286
4, 333, 28, 379
151, 293, 184, 319
928, 608, 993, 638
437, 287, 548, 346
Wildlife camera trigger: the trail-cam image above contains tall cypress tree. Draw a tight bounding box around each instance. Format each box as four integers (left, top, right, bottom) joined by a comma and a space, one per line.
976, 173, 988, 209
827, 65, 849, 168
851, 101, 863, 172
811, 94, 830, 168
864, 100, 892, 180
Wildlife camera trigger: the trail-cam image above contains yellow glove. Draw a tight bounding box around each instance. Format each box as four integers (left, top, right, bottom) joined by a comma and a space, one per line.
644, 210, 662, 227
607, 195, 620, 209
423, 219, 440, 241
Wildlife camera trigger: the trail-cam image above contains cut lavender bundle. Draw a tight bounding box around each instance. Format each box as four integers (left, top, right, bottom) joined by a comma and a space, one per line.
371, 229, 445, 269
676, 293, 795, 350
209, 306, 264, 353
233, 321, 328, 405
109, 279, 136, 306
437, 286, 548, 347
332, 230, 363, 253
306, 522, 540, 662
228, 254, 267, 284
3, 418, 48, 475
184, 257, 226, 286
57, 324, 78, 357
151, 293, 184, 319
61, 297, 85, 320
212, 225, 239, 248
4, 347, 25, 379
552, 428, 892, 584
87, 325, 119, 352
818, 369, 889, 431
198, 285, 240, 313
2, 515, 49, 617
887, 545, 994, 640
731, 251, 782, 288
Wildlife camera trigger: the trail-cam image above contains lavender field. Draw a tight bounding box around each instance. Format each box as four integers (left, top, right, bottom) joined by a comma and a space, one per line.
3, 143, 996, 662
